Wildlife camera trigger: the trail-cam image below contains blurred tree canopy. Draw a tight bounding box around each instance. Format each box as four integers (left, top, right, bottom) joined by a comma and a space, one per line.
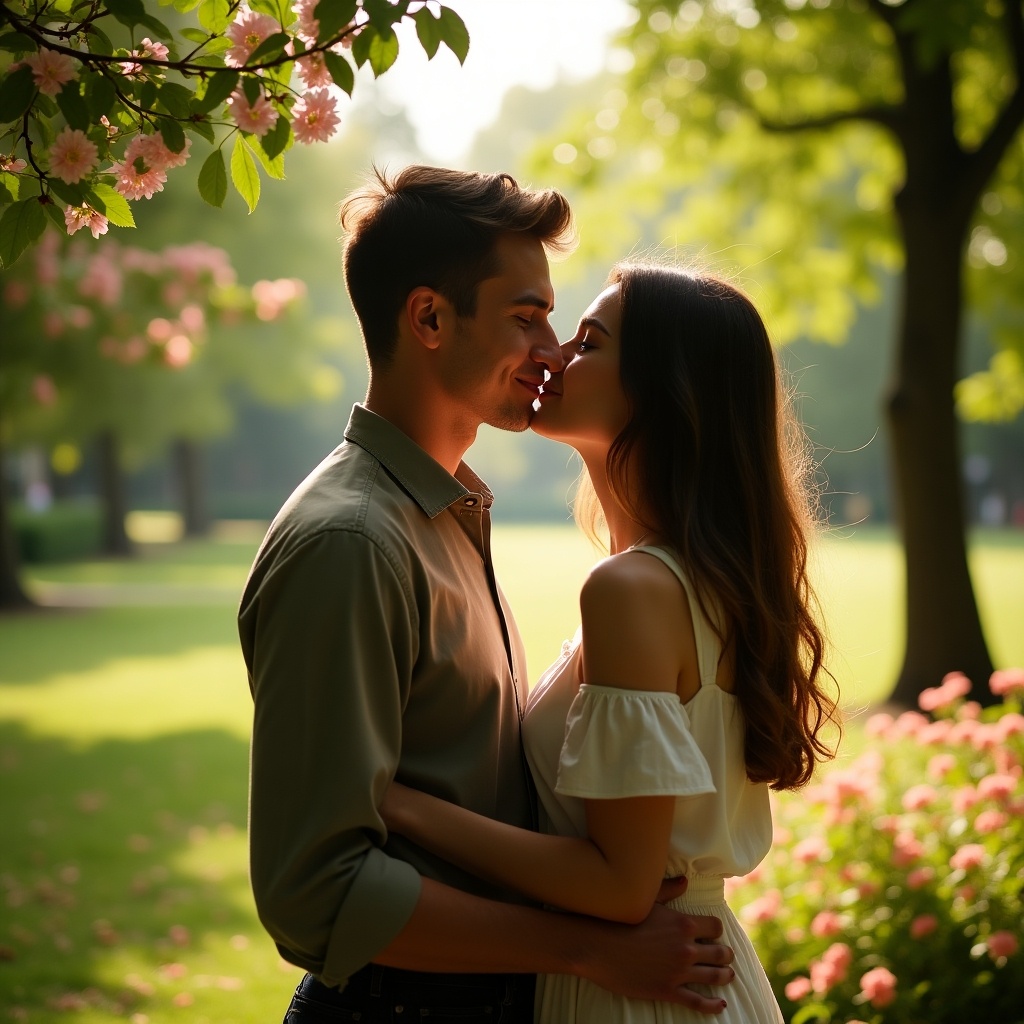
531, 0, 1024, 705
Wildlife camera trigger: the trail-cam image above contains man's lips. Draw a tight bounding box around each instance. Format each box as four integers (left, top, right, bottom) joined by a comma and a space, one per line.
516, 377, 544, 397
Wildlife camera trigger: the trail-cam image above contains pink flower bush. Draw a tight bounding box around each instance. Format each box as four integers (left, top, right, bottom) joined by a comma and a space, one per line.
730, 670, 1023, 1023
990, 669, 1024, 697
48, 128, 99, 184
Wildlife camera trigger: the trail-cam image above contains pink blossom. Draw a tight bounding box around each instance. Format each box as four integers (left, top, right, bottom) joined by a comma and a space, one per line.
291, 89, 340, 144
957, 883, 977, 902
164, 335, 193, 367
109, 157, 167, 200
785, 976, 812, 1001
821, 943, 853, 970
906, 866, 935, 890
120, 37, 170, 76
810, 958, 844, 995
995, 712, 1024, 741
910, 914, 938, 939
928, 753, 957, 780
859, 966, 897, 1008
792, 835, 829, 864
32, 375, 57, 405
78, 253, 122, 306
25, 48, 77, 95
130, 133, 191, 171
950, 843, 987, 871
864, 712, 894, 738
952, 785, 980, 813
986, 931, 1019, 960
902, 784, 938, 811
742, 888, 782, 924
918, 719, 952, 745
960, 700, 982, 720
948, 718, 981, 745
990, 668, 1024, 697
48, 127, 99, 183
296, 51, 334, 89
64, 204, 108, 238
1, 153, 28, 172
227, 87, 279, 137
974, 809, 1008, 834
978, 773, 1018, 801
292, 0, 320, 43
891, 710, 928, 738
43, 310, 65, 337
892, 830, 924, 866
810, 911, 843, 938
225, 8, 281, 67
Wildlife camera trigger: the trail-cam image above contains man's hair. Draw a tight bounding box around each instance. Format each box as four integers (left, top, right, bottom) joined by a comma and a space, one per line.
339, 165, 575, 366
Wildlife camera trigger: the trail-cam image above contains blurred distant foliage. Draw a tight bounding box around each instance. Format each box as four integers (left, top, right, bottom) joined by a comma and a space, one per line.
533, 0, 1024, 705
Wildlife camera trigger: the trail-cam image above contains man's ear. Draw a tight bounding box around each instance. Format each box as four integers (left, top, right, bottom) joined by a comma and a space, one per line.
406, 287, 449, 351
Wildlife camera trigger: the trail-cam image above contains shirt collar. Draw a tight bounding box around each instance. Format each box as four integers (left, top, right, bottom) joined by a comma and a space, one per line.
344, 404, 493, 519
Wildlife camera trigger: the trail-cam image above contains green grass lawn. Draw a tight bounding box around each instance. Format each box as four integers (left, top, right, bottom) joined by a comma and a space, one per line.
1, 521, 1022, 1021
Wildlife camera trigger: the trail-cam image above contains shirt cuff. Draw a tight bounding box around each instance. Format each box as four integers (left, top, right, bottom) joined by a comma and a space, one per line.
320, 849, 423, 988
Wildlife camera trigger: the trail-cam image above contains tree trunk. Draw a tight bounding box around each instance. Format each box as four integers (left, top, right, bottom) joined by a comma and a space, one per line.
0, 439, 33, 610
97, 431, 133, 557
174, 438, 211, 537
885, 50, 994, 707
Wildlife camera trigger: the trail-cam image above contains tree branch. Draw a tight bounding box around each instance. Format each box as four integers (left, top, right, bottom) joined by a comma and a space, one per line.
958, 0, 1024, 207
757, 103, 903, 135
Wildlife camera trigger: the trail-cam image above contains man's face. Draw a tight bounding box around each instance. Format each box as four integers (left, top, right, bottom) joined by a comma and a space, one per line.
439, 232, 562, 433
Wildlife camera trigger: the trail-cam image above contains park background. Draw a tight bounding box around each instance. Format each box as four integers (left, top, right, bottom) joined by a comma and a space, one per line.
2, 0, 1023, 1021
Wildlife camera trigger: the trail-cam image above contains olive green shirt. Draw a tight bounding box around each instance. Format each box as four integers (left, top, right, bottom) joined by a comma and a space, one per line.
239, 404, 534, 988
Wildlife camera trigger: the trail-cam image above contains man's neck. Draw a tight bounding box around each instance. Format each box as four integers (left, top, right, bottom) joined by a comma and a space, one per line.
364, 385, 477, 478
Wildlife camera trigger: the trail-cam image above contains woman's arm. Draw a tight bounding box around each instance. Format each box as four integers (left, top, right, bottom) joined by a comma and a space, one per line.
382, 552, 697, 924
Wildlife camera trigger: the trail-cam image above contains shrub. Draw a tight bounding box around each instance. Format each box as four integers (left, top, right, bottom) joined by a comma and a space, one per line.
12, 500, 102, 562
731, 670, 1024, 1024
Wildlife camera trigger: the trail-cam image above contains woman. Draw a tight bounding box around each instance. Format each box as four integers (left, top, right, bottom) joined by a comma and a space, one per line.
382, 262, 840, 1023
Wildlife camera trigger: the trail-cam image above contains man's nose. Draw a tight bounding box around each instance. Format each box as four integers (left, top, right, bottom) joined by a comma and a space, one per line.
531, 321, 564, 372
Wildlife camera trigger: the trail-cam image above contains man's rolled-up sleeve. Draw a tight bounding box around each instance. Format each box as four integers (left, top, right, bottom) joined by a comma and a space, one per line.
241, 528, 422, 986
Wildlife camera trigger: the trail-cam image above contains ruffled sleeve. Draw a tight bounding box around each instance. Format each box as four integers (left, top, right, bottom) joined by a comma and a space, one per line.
555, 684, 717, 799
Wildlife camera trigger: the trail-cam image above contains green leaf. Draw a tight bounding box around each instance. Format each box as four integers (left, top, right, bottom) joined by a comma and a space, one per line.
171, 0, 204, 12
0, 170, 19, 202
47, 179, 88, 207
0, 198, 47, 269
105, 0, 148, 28
198, 149, 227, 206
315, 0, 358, 45
55, 80, 91, 131
85, 24, 114, 56
187, 117, 217, 144
0, 65, 35, 123
322, 49, 354, 95
180, 27, 211, 43
139, 11, 175, 39
195, 68, 239, 112
362, 0, 406, 30
259, 111, 291, 159
436, 7, 469, 65
0, 32, 36, 54
43, 200, 67, 231
352, 25, 400, 78
242, 74, 262, 106
159, 116, 187, 153
88, 183, 135, 228
790, 1003, 832, 1024
158, 81, 193, 118
250, 133, 287, 179
84, 71, 117, 119
230, 135, 260, 213
413, 7, 441, 59
198, 0, 231, 34
246, 30, 289, 64
138, 79, 158, 110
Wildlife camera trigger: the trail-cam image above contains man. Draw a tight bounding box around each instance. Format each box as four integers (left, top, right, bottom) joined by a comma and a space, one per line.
239, 166, 734, 1023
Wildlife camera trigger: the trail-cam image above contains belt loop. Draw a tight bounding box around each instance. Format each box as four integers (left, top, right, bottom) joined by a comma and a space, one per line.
369, 964, 384, 998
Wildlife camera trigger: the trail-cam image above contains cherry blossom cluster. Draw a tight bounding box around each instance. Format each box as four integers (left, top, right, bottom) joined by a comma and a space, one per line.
727, 668, 1024, 1023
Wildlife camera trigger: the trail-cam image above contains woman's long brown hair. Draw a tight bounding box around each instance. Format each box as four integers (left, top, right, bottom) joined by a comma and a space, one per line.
580, 262, 839, 790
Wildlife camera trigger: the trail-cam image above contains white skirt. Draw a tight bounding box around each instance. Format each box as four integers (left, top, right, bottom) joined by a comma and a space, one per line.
535, 875, 783, 1024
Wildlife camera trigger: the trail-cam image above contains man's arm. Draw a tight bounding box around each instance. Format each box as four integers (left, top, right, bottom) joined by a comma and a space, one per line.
377, 878, 733, 1014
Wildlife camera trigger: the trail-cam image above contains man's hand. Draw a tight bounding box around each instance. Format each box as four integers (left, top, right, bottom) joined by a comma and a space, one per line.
580, 903, 734, 1014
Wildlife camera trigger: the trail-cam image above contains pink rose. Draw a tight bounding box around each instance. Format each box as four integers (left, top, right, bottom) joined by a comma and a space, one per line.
907, 866, 936, 890
860, 966, 898, 1008
910, 914, 938, 939
785, 976, 812, 1001
792, 836, 830, 864
986, 931, 1019, 959
977, 773, 1018, 801
974, 809, 1008, 834
902, 784, 938, 811
810, 911, 843, 938
990, 668, 1024, 697
950, 843, 987, 871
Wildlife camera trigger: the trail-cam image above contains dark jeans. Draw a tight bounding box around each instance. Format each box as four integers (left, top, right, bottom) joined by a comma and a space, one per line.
283, 966, 536, 1024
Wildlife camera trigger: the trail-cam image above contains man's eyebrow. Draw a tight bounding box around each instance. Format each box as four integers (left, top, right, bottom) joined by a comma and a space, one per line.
511, 292, 554, 311
579, 316, 610, 336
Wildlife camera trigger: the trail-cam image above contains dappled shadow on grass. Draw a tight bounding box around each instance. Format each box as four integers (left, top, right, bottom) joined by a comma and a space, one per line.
0, 721, 288, 1019
0, 603, 242, 686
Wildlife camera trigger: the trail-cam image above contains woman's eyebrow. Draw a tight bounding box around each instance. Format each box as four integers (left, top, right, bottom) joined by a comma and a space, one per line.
579, 316, 610, 336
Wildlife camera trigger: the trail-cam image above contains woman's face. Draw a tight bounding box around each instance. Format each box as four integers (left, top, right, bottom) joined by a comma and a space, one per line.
531, 284, 629, 451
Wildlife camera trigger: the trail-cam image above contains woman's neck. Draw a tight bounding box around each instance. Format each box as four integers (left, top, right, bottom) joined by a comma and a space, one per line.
579, 450, 655, 555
